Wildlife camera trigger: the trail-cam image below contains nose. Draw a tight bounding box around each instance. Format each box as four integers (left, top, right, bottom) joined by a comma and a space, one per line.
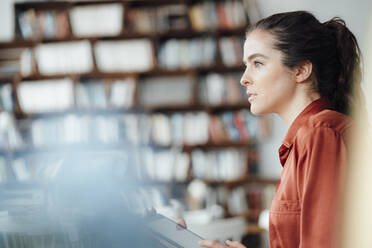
240, 69, 251, 86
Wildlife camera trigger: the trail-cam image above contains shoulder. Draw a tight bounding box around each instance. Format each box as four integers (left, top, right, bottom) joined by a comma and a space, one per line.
296, 109, 353, 143
309, 109, 353, 133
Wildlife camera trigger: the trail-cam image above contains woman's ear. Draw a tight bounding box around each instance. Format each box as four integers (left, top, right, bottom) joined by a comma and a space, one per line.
294, 60, 313, 83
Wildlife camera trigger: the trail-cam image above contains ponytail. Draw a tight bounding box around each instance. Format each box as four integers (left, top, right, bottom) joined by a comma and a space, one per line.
323, 17, 363, 115
249, 11, 364, 115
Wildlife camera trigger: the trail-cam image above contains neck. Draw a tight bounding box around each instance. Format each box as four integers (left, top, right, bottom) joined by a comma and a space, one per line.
278, 91, 321, 125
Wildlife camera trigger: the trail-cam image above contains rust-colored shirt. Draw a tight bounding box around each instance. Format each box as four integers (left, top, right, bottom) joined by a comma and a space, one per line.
269, 98, 352, 248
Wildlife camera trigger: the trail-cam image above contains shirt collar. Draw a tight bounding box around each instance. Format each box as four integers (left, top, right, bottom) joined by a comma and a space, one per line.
282, 97, 332, 148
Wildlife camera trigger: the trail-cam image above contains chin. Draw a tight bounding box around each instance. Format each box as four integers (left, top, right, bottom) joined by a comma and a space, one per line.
249, 103, 271, 116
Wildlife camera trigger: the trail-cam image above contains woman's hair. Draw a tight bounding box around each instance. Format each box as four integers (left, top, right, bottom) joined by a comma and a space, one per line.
247, 11, 363, 115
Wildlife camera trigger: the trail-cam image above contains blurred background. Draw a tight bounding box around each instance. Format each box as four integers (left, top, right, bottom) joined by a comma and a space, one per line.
0, 0, 370, 248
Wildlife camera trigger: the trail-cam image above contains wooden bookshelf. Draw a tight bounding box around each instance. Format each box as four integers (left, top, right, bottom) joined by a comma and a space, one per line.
14, 107, 145, 119
204, 175, 278, 187
17, 65, 244, 81
0, 2, 270, 246
145, 103, 251, 113
246, 224, 267, 234
0, 140, 259, 156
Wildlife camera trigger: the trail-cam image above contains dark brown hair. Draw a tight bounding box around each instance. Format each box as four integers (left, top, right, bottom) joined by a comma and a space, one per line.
247, 11, 363, 115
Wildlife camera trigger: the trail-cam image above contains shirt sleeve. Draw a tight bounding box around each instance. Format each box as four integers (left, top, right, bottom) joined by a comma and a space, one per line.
297, 127, 347, 248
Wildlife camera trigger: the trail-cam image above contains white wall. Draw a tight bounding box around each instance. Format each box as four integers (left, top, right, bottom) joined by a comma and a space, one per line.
0, 0, 14, 41
256, 0, 372, 178
256, 0, 371, 52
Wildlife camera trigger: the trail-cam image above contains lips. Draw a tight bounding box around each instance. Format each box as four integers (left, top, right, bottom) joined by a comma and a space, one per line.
246, 92, 257, 102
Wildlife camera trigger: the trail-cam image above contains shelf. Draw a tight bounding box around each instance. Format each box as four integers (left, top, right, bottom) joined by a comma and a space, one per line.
157, 27, 247, 39
204, 175, 279, 187
15, 107, 146, 120
150, 141, 257, 152
0, 40, 34, 49
183, 141, 256, 150
146, 103, 250, 113
246, 224, 267, 234
0, 181, 49, 189
227, 209, 262, 222
0, 143, 137, 156
142, 175, 277, 188
127, 0, 185, 7
15, 1, 71, 10
4, 26, 247, 48
0, 141, 257, 156
138, 179, 191, 186
14, 103, 251, 119
19, 64, 244, 82
0, 76, 16, 84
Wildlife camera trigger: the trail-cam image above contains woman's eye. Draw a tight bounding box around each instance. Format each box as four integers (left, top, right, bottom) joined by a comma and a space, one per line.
254, 61, 263, 68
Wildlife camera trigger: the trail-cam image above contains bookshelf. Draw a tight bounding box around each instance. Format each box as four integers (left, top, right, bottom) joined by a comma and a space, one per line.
0, 0, 277, 246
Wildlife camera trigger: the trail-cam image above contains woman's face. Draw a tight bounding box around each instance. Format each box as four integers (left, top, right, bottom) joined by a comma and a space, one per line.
241, 29, 297, 115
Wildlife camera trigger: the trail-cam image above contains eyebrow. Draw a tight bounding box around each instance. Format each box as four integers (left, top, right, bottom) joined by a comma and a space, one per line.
243, 53, 269, 64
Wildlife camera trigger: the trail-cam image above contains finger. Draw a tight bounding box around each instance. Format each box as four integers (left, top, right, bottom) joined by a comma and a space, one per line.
225, 240, 246, 248
199, 240, 226, 248
148, 207, 157, 216
177, 218, 187, 229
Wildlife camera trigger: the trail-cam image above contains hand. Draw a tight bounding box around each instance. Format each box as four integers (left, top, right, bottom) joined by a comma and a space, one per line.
177, 218, 187, 229
225, 240, 246, 248
141, 207, 157, 218
199, 240, 246, 248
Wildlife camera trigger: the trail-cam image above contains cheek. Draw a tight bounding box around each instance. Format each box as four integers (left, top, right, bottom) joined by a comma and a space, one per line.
252, 68, 295, 114
254, 67, 282, 96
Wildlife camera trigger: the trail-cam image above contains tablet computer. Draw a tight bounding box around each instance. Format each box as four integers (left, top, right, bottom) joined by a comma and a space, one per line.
146, 213, 204, 248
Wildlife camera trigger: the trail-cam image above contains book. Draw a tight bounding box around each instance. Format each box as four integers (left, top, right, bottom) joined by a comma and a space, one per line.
170, 113, 184, 146
233, 111, 249, 142
203, 73, 225, 106
140, 148, 189, 182
208, 115, 229, 144
219, 37, 243, 66
109, 78, 136, 108
11, 158, 30, 182
76, 79, 107, 109
151, 114, 172, 146
228, 187, 249, 215
0, 84, 14, 112
0, 157, 7, 183
242, 0, 262, 24
126, 8, 156, 34
55, 11, 70, 38
216, 2, 228, 29
158, 38, 217, 69
95, 39, 153, 73
35, 41, 93, 75
156, 4, 189, 32
221, 112, 240, 142
0, 112, 23, 149
23, 112, 145, 147
189, 4, 206, 31
225, 74, 243, 105
18, 9, 37, 39
198, 73, 248, 106
18, 79, 74, 113
183, 112, 209, 145
0, 60, 20, 79
138, 76, 193, 107
17, 9, 70, 40
69, 3, 123, 37
231, 0, 247, 27
191, 149, 248, 181
20, 48, 34, 77
173, 152, 190, 181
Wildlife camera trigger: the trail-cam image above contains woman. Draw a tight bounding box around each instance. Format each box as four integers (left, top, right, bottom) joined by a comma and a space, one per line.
194, 11, 363, 248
